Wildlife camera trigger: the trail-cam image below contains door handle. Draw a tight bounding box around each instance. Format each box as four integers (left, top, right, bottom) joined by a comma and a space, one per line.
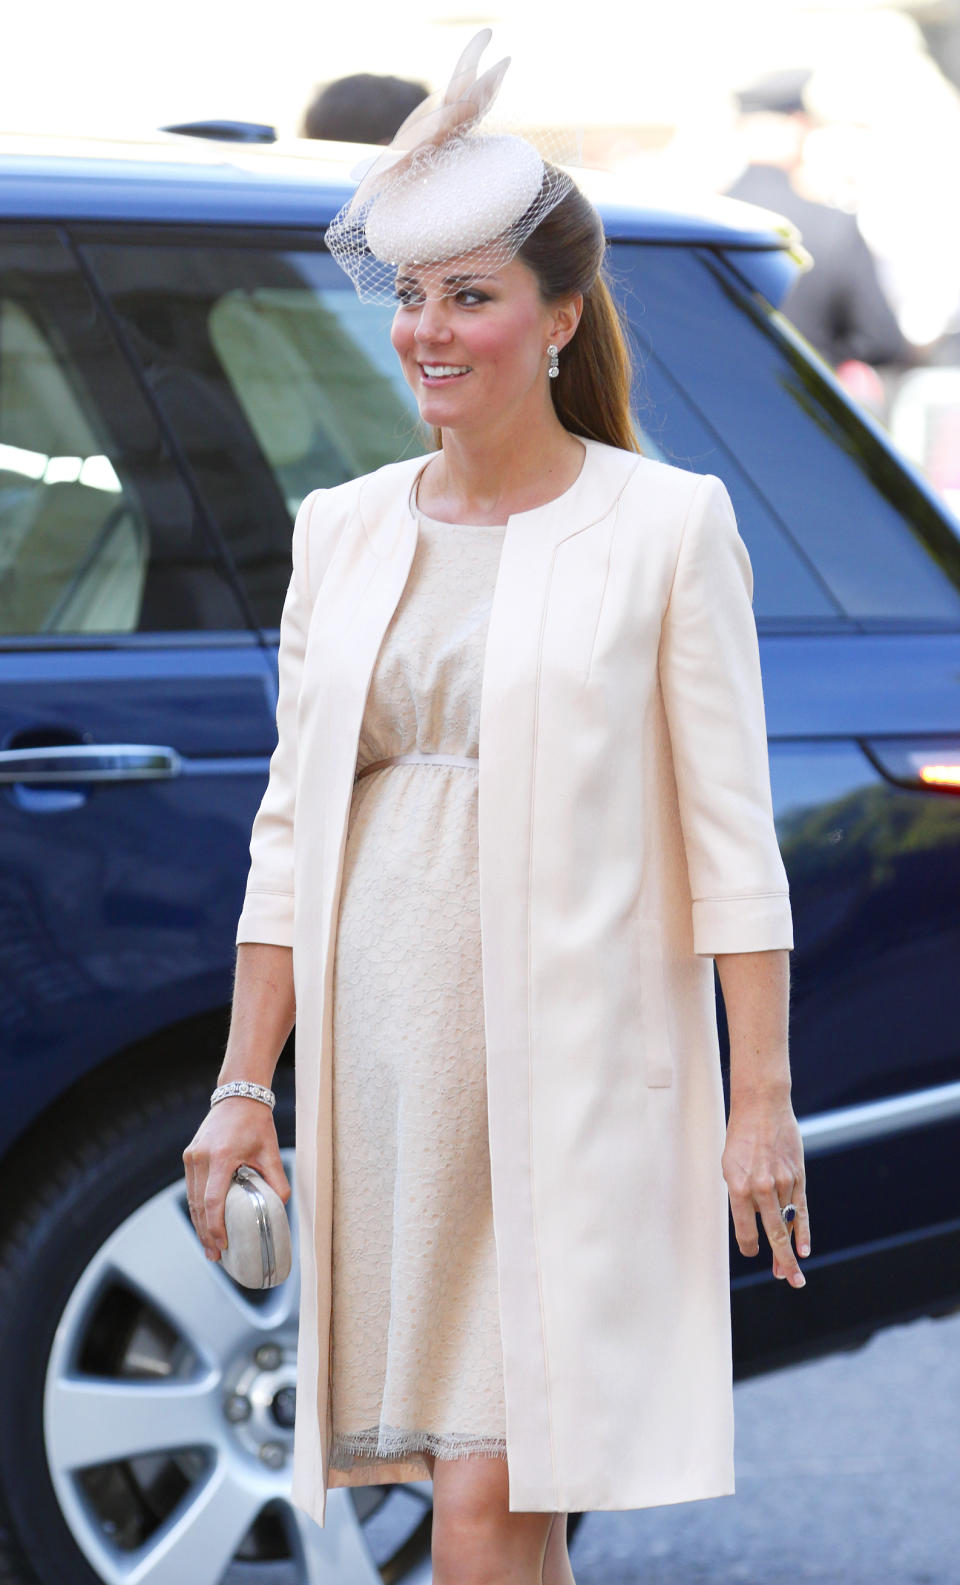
0, 744, 182, 784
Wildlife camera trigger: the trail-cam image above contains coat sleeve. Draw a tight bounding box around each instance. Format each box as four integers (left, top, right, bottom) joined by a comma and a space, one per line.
234, 489, 321, 949
658, 472, 794, 958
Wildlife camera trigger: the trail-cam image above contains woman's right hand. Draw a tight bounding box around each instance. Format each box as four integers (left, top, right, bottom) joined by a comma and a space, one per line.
182, 1098, 292, 1262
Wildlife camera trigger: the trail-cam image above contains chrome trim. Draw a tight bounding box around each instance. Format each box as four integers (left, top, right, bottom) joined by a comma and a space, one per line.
800, 1080, 960, 1157
0, 743, 181, 782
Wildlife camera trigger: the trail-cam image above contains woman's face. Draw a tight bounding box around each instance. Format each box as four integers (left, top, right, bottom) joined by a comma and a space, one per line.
390, 253, 574, 433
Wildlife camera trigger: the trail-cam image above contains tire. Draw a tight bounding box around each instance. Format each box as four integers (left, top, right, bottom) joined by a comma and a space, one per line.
0, 1071, 433, 1585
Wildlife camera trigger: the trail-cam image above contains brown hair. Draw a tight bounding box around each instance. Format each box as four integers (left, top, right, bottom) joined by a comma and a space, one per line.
432, 173, 641, 453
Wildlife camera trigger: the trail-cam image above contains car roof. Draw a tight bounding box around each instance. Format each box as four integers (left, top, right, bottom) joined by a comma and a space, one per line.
0, 128, 801, 251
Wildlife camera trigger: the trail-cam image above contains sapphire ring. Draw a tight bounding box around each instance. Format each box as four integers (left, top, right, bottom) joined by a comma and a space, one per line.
780, 1202, 798, 1227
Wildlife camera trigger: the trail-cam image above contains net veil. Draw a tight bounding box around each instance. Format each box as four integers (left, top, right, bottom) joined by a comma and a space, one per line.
323, 29, 576, 303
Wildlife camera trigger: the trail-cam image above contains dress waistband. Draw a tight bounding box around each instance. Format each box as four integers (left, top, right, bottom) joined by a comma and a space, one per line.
355, 751, 480, 783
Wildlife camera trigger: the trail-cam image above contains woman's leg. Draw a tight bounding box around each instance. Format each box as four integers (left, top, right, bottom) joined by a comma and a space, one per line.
541, 1512, 577, 1585
429, 1453, 565, 1585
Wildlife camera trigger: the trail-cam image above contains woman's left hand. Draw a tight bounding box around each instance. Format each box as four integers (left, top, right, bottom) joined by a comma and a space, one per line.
722, 1094, 810, 1289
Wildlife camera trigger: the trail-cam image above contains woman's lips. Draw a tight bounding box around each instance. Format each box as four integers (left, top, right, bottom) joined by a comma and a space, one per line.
419, 363, 472, 384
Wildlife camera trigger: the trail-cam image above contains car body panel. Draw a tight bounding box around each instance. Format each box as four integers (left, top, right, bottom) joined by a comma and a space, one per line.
0, 130, 803, 253
0, 639, 277, 1152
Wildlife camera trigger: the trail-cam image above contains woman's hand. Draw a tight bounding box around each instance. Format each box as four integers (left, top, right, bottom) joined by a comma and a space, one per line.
182, 1099, 292, 1263
714, 949, 808, 1289
722, 1092, 810, 1289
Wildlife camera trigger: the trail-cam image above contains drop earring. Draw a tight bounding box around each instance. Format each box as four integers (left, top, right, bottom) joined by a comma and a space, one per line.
547, 343, 560, 379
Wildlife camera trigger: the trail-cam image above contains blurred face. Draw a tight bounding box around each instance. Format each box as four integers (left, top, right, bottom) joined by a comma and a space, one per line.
390, 252, 570, 432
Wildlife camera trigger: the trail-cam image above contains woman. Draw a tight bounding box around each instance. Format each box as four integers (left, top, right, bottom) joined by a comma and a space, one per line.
183, 32, 809, 1585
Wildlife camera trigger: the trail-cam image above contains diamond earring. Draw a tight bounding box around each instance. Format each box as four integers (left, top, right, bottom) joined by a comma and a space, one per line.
547, 343, 560, 379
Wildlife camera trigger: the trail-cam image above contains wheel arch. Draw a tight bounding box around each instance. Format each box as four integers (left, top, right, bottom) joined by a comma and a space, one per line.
0, 1005, 295, 1220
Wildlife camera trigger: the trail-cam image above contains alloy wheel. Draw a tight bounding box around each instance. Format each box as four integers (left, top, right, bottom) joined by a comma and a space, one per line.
42, 1150, 433, 1584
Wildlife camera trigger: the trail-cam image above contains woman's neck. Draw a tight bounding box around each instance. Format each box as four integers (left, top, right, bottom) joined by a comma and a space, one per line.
420, 416, 587, 526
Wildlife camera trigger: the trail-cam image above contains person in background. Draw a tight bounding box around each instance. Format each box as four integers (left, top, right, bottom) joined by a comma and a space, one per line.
301, 73, 429, 145
725, 67, 910, 376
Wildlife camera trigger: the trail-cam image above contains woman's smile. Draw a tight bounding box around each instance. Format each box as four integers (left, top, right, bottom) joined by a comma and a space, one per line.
418, 361, 473, 385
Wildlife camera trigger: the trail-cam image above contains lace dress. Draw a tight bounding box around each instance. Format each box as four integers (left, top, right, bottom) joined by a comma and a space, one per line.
327, 498, 509, 1483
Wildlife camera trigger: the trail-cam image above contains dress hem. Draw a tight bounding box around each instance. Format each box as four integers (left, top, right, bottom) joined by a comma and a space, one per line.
329, 1426, 508, 1470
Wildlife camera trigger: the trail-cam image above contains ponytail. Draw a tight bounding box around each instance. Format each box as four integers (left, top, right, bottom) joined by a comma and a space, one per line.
548, 270, 639, 453
518, 175, 641, 453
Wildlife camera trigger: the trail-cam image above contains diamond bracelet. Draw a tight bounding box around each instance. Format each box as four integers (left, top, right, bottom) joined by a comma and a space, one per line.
210, 1080, 276, 1111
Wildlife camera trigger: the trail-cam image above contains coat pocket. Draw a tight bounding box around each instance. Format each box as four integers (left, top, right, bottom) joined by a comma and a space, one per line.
633, 916, 674, 1088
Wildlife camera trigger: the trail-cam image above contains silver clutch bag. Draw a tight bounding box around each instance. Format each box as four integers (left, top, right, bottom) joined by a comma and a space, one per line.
219, 1165, 292, 1289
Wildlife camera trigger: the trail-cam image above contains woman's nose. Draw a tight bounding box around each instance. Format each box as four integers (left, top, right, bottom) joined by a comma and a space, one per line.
414, 299, 453, 342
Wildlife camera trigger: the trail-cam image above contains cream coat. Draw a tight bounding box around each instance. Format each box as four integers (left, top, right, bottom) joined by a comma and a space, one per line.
235, 437, 794, 1524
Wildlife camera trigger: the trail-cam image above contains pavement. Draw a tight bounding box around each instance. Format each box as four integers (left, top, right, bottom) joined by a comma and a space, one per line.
569, 1310, 960, 1585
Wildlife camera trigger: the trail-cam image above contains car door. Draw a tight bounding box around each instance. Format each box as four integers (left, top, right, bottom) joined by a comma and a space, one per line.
611, 238, 960, 1369
0, 226, 286, 1144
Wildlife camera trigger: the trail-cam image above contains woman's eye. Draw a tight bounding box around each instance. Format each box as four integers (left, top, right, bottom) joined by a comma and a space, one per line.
457, 289, 488, 306
395, 286, 425, 306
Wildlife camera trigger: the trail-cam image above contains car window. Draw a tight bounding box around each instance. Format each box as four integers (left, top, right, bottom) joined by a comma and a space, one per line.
614, 243, 960, 628
79, 233, 428, 629
209, 285, 421, 505
0, 230, 245, 637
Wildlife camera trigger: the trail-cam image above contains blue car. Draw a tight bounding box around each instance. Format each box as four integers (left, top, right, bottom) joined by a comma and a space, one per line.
0, 126, 958, 1585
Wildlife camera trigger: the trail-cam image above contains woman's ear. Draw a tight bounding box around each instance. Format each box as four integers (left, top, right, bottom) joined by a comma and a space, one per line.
550, 293, 584, 352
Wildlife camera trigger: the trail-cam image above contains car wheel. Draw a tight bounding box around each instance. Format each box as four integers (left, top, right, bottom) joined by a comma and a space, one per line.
0, 1072, 435, 1584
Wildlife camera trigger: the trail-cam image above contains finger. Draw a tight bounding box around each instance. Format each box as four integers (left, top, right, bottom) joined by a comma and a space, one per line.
757, 1188, 805, 1289
794, 1194, 811, 1259
772, 1211, 793, 1278
182, 1154, 194, 1227
779, 1183, 809, 1257
182, 1150, 196, 1226
203, 1169, 233, 1256
184, 1157, 210, 1250
192, 1158, 222, 1258
758, 1187, 803, 1285
727, 1190, 762, 1258
253, 1151, 292, 1205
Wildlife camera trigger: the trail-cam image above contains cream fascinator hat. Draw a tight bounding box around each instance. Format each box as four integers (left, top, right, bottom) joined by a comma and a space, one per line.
324, 29, 575, 302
